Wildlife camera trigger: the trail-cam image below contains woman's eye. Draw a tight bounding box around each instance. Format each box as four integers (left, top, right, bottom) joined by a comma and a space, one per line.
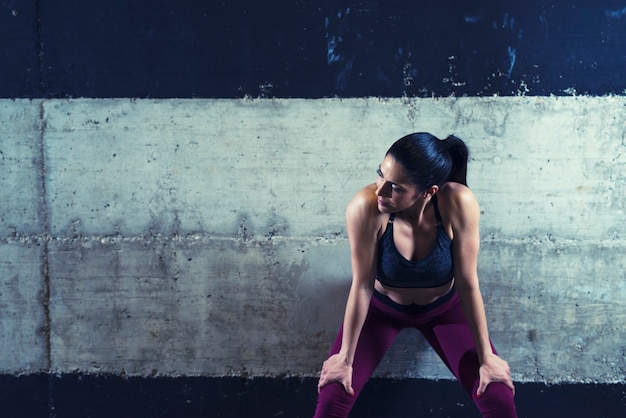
376, 168, 383, 177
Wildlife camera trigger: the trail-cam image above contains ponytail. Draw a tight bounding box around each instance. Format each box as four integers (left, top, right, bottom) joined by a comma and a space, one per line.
444, 135, 469, 186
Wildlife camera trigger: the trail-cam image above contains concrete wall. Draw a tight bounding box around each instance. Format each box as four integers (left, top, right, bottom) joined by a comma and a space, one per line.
1, 96, 624, 384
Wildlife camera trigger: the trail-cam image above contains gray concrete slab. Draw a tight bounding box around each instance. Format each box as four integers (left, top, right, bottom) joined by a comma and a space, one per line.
47, 235, 343, 376
0, 100, 47, 375
0, 100, 44, 235
42, 99, 416, 238
1, 97, 625, 385
0, 242, 47, 373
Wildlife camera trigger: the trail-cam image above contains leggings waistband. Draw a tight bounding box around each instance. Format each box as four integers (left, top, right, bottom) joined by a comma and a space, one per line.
372, 286, 456, 315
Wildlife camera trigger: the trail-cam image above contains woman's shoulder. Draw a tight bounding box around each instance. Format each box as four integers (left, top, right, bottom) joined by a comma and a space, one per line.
346, 184, 386, 229
437, 183, 480, 230
438, 182, 477, 207
347, 184, 379, 215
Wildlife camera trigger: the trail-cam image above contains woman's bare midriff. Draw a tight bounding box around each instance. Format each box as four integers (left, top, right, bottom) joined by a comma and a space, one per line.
374, 278, 455, 306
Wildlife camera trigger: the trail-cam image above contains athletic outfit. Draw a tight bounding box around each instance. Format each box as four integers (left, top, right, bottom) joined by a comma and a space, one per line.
314, 200, 517, 418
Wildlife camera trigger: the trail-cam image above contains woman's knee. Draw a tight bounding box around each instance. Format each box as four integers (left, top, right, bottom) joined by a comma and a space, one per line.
314, 382, 357, 418
473, 382, 517, 418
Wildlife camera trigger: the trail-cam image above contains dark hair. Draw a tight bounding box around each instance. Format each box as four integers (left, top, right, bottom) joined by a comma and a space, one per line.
386, 132, 469, 190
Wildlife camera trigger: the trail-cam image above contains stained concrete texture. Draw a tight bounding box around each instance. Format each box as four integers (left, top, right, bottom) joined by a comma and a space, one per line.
0, 97, 625, 384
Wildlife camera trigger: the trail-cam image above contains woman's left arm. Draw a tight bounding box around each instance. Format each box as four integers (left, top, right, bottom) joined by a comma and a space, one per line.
442, 184, 515, 397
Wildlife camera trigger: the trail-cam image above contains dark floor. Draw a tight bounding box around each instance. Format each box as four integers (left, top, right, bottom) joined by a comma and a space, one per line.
1, 374, 625, 417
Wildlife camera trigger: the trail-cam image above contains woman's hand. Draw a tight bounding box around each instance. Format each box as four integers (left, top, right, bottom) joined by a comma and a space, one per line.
477, 353, 515, 398
317, 353, 355, 397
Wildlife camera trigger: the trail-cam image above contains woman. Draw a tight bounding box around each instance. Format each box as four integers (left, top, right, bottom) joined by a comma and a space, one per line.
314, 133, 517, 417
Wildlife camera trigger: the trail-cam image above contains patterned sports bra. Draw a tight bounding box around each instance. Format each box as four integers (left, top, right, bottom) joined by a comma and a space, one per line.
376, 200, 454, 288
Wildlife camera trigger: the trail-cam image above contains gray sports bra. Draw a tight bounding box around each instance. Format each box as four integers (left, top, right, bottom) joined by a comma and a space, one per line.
376, 202, 454, 288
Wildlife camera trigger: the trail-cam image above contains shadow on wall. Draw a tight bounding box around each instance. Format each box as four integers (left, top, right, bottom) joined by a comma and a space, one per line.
296, 253, 452, 379
293, 270, 351, 364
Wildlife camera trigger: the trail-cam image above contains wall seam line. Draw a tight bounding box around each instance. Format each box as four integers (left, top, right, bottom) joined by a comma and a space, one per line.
34, 4, 54, 416
36, 99, 53, 416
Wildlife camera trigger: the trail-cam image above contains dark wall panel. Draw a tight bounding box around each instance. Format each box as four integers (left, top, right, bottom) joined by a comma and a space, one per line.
2, 2, 626, 97
1, 375, 625, 418
0, 1, 40, 97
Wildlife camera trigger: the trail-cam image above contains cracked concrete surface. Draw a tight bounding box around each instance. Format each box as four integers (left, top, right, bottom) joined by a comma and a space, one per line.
0, 97, 625, 384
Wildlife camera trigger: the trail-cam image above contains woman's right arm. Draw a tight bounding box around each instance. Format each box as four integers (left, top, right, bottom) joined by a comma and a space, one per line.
318, 186, 380, 396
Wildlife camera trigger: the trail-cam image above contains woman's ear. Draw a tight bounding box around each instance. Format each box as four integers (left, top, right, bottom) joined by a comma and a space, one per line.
422, 185, 439, 198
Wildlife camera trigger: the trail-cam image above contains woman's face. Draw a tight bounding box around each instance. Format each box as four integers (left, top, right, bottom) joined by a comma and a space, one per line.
375, 155, 421, 213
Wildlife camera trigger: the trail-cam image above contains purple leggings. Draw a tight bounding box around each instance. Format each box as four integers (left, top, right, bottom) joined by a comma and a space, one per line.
314, 288, 517, 418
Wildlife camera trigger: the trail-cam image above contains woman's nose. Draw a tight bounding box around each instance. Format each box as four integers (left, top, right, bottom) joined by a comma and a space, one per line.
376, 181, 391, 197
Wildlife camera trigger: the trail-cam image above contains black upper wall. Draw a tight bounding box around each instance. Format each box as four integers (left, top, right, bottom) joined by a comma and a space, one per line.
1, 0, 625, 98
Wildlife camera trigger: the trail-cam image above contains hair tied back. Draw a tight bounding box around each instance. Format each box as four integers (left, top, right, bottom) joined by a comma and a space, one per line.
444, 134, 469, 186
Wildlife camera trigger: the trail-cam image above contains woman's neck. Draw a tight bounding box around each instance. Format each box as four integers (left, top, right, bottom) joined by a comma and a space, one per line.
396, 196, 433, 225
